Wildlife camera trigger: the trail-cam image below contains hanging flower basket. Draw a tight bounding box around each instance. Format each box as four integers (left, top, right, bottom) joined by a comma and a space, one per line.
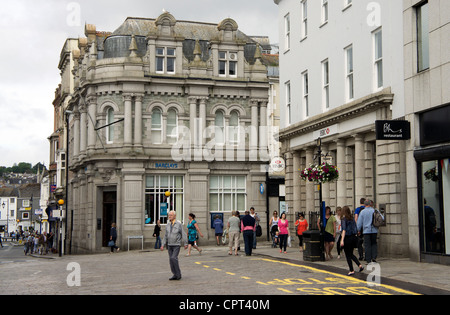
300, 163, 339, 184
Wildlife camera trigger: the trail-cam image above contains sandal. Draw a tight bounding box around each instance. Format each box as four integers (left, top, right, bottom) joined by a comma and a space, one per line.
347, 271, 355, 276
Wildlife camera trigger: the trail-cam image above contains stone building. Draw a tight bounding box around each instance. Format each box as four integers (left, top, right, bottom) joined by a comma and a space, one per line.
274, 0, 450, 264
404, 0, 450, 264
274, 0, 408, 257
60, 13, 273, 253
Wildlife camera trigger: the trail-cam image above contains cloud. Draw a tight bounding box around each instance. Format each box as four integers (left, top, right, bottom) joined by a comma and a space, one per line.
0, 0, 279, 168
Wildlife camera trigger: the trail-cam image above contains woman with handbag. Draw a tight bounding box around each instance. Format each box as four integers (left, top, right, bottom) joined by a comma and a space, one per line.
109, 223, 120, 253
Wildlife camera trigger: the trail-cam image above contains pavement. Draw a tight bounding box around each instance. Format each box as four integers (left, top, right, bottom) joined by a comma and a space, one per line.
2, 240, 450, 295
255, 242, 450, 294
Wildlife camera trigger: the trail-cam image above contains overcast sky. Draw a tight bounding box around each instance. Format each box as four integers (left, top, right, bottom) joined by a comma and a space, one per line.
0, 0, 279, 168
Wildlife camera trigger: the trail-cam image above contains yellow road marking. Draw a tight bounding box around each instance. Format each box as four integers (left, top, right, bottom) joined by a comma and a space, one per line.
278, 288, 294, 293
194, 257, 421, 295
259, 258, 421, 295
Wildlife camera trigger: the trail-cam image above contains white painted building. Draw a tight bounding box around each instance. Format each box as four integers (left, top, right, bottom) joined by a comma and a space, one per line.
0, 195, 18, 235
274, 0, 409, 257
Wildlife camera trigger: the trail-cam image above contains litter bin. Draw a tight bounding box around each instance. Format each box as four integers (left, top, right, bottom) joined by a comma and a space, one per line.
303, 230, 323, 261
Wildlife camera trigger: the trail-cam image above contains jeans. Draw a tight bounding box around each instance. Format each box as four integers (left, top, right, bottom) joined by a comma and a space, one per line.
154, 236, 161, 249
363, 233, 378, 262
243, 230, 254, 256
344, 235, 361, 272
279, 234, 288, 252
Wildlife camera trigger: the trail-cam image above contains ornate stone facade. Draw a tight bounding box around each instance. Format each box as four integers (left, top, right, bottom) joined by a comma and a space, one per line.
61, 13, 273, 253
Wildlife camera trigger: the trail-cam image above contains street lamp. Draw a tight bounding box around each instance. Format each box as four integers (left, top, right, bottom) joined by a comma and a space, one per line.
58, 199, 64, 257
316, 137, 325, 261
2, 201, 8, 236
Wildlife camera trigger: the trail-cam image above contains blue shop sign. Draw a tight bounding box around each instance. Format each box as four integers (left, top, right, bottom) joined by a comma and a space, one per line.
155, 162, 179, 169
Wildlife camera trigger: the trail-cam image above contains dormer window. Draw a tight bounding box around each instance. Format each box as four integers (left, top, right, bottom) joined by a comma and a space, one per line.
218, 51, 237, 77
156, 47, 176, 74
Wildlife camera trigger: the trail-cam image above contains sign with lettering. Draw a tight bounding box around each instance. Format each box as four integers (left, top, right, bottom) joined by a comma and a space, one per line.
313, 124, 338, 139
375, 120, 411, 140
149, 162, 183, 169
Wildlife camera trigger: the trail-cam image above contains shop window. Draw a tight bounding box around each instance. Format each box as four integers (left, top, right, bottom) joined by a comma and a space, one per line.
145, 175, 184, 225
421, 160, 450, 255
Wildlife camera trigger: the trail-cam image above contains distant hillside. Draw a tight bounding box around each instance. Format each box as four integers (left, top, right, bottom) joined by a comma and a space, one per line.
0, 162, 47, 176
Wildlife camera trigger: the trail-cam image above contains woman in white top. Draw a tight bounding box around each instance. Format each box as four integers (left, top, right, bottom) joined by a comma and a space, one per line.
269, 211, 279, 245
269, 210, 279, 230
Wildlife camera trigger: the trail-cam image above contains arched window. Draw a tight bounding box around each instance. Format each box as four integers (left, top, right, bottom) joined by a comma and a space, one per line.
166, 108, 178, 144
106, 107, 114, 143
151, 108, 162, 144
215, 110, 225, 145
228, 110, 240, 145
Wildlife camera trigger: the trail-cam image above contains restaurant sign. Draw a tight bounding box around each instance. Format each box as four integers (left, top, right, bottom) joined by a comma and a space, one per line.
375, 120, 411, 140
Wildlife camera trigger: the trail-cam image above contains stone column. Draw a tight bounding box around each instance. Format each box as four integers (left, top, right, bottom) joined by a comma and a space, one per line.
199, 98, 207, 147
189, 97, 197, 148
293, 151, 301, 214
134, 94, 143, 148
321, 144, 330, 207
123, 94, 133, 148
336, 139, 347, 207
305, 148, 314, 213
79, 105, 87, 156
354, 135, 365, 204
250, 100, 259, 161
259, 101, 269, 162
87, 96, 97, 152
73, 108, 80, 159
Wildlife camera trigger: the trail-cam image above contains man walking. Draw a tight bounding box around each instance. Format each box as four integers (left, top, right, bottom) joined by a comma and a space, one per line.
356, 200, 383, 263
161, 211, 188, 280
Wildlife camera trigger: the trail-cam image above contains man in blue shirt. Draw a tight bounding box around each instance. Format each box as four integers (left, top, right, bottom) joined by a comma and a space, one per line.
357, 200, 383, 263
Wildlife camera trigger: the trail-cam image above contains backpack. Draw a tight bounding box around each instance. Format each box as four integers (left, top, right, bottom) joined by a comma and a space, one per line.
372, 209, 386, 228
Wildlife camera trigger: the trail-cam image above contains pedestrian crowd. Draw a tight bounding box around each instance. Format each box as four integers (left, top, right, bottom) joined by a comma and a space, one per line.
0, 230, 56, 255
22, 231, 55, 256
310, 198, 385, 276
114, 200, 384, 281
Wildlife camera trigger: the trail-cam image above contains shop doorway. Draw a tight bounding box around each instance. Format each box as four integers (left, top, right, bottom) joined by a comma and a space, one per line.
102, 191, 117, 247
